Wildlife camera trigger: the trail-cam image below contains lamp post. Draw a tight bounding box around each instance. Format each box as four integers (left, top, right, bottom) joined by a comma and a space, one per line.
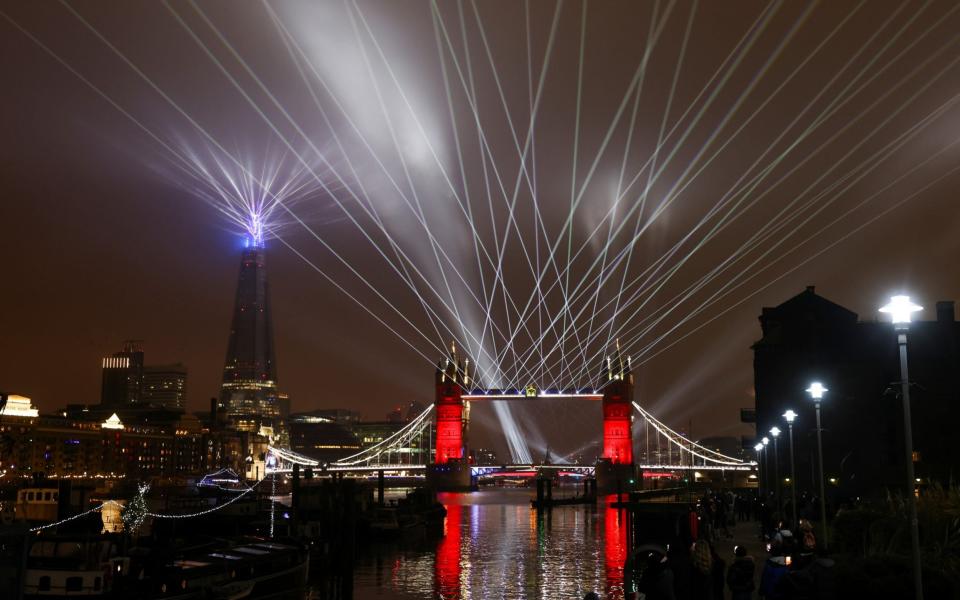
783, 410, 798, 530
761, 436, 770, 505
754, 442, 764, 499
770, 426, 782, 521
880, 295, 924, 600
806, 382, 829, 550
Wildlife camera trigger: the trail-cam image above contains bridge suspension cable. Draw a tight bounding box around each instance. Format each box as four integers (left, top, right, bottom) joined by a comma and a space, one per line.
632, 401, 750, 467
267, 445, 320, 468
332, 404, 435, 467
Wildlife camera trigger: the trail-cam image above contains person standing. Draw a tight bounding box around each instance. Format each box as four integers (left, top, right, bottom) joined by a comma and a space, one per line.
710, 543, 726, 600
691, 541, 714, 600
758, 555, 789, 599
726, 546, 755, 600
637, 551, 676, 600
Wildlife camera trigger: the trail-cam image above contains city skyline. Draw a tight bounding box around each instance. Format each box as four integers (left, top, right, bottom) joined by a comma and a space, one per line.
2, 1, 959, 459
3, 3, 959, 596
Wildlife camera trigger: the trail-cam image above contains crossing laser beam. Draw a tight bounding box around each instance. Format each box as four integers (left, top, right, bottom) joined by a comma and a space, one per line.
157, 139, 330, 246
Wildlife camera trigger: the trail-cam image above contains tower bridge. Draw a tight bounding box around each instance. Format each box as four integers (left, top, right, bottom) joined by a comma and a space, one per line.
431, 342, 640, 489
267, 343, 754, 491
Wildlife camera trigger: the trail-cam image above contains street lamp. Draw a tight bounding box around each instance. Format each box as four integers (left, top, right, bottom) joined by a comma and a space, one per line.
783, 410, 799, 529
770, 426, 782, 520
880, 294, 924, 600
754, 442, 764, 495
761, 436, 770, 504
806, 382, 829, 550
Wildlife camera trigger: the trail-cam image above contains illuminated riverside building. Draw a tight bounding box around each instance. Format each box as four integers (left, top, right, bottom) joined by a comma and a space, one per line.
219, 241, 281, 433
288, 413, 362, 463
288, 409, 434, 464
0, 395, 267, 480
353, 421, 405, 447
0, 395, 39, 418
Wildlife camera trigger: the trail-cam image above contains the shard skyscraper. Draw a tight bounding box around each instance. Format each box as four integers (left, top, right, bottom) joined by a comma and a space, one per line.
219, 239, 279, 432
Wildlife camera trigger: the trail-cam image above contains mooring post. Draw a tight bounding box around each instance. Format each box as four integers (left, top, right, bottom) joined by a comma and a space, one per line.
292, 464, 301, 533
377, 469, 385, 506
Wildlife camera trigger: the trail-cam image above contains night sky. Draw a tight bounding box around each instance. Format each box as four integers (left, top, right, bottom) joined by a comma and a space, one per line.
2, 1, 959, 461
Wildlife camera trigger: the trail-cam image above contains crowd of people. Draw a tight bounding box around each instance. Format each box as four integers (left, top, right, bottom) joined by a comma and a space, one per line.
755, 518, 835, 599
613, 490, 837, 600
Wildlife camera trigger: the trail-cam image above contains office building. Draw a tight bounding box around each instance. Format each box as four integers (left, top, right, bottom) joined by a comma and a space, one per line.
142, 363, 188, 411
288, 412, 362, 463
100, 340, 144, 407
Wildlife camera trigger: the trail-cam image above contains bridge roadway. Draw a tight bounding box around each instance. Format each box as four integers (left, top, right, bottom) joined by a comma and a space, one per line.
461, 389, 602, 401
269, 462, 754, 476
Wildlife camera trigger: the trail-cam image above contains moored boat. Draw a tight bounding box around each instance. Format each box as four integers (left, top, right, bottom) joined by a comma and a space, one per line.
22, 535, 129, 599
368, 507, 423, 534
134, 538, 309, 599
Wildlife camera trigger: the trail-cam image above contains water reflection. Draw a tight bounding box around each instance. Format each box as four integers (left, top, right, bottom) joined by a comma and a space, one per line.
352, 489, 627, 599
435, 502, 461, 598
604, 504, 627, 599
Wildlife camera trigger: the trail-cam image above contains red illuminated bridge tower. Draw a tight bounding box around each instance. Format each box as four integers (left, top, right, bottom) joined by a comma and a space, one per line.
426, 342, 474, 490
599, 345, 634, 464
595, 344, 637, 491
434, 342, 473, 464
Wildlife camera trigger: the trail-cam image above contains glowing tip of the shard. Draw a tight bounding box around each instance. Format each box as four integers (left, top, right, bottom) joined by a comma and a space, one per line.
246, 213, 265, 248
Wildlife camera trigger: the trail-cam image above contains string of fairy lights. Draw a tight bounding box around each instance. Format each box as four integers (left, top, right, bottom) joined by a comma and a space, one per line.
28, 500, 123, 533
29, 471, 274, 534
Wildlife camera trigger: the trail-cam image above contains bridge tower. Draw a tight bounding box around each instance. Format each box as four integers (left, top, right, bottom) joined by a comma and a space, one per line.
597, 343, 637, 490
427, 342, 474, 490
434, 342, 473, 463
601, 344, 634, 463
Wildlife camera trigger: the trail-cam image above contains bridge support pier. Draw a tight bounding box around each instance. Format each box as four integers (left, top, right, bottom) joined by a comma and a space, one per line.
426, 462, 473, 492
595, 460, 637, 494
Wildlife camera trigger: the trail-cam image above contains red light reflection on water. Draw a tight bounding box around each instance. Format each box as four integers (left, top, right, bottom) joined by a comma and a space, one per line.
435, 502, 462, 599
604, 497, 627, 600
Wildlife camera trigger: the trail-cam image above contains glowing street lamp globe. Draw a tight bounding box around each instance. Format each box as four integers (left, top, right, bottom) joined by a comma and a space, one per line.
770, 426, 781, 438
806, 382, 827, 401
754, 443, 764, 452
762, 436, 769, 446
880, 295, 922, 325
881, 294, 925, 596
782, 408, 799, 528
808, 380, 830, 547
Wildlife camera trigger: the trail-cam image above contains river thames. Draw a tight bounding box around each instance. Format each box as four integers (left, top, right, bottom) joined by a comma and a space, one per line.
349, 488, 628, 599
